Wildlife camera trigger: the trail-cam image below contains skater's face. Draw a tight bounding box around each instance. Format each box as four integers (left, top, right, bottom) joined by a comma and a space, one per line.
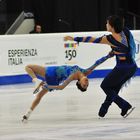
106, 21, 113, 32
80, 76, 89, 89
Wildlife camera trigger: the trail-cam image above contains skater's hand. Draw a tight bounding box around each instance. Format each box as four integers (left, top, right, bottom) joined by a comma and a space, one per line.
108, 50, 114, 58
42, 83, 54, 92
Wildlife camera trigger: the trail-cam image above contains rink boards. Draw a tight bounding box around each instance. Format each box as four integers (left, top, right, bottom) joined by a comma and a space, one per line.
0, 31, 140, 85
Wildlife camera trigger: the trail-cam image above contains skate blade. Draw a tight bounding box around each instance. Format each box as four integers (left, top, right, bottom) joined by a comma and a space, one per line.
22, 119, 28, 123
33, 81, 44, 94
123, 107, 135, 118
33, 88, 40, 94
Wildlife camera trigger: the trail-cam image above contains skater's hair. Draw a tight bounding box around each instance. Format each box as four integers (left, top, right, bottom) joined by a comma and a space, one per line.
107, 15, 124, 33
76, 81, 87, 92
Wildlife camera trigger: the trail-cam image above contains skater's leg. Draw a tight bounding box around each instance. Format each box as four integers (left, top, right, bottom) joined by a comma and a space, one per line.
22, 89, 48, 122
25, 64, 46, 94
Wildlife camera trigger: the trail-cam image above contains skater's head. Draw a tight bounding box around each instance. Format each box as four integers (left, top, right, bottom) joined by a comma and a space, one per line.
106, 15, 124, 33
76, 76, 89, 92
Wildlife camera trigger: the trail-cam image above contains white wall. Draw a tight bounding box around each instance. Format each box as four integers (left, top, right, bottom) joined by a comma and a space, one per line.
0, 31, 139, 77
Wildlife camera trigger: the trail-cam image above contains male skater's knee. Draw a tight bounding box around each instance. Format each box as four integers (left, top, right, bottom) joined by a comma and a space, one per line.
100, 81, 114, 96
100, 81, 108, 91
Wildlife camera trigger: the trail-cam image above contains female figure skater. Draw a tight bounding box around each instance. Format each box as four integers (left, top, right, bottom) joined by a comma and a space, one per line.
22, 53, 112, 122
64, 15, 138, 118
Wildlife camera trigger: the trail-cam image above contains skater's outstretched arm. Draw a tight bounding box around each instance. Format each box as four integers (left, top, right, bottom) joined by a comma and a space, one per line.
84, 51, 114, 76
43, 74, 75, 91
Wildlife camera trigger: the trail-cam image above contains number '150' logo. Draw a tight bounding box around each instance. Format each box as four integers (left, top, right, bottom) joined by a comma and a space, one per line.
65, 49, 77, 60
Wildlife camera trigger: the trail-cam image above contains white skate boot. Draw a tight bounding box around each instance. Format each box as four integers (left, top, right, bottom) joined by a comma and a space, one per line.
33, 78, 43, 94
22, 109, 32, 123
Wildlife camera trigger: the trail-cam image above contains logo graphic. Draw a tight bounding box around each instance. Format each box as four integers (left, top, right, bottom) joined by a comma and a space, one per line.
135, 39, 140, 62
64, 43, 78, 63
64, 43, 77, 48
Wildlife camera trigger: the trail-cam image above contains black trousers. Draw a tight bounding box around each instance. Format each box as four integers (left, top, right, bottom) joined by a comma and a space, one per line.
100, 63, 137, 112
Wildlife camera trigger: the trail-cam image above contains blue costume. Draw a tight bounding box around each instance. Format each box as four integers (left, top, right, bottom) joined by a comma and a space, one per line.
44, 54, 111, 91
45, 65, 85, 85
74, 27, 138, 117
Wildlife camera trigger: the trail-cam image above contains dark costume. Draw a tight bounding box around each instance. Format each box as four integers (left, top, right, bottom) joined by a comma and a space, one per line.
74, 27, 137, 117
99, 28, 137, 117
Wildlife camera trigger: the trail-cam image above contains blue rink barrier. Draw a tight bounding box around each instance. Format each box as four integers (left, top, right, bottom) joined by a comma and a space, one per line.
0, 68, 140, 85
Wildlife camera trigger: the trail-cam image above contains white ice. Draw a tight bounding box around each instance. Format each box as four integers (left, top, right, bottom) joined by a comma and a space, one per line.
0, 78, 140, 140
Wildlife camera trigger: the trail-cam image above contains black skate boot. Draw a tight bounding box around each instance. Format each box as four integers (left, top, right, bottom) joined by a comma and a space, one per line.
98, 101, 111, 118
121, 104, 135, 118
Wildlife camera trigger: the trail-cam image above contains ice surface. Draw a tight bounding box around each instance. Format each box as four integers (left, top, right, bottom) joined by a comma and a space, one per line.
0, 78, 140, 140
